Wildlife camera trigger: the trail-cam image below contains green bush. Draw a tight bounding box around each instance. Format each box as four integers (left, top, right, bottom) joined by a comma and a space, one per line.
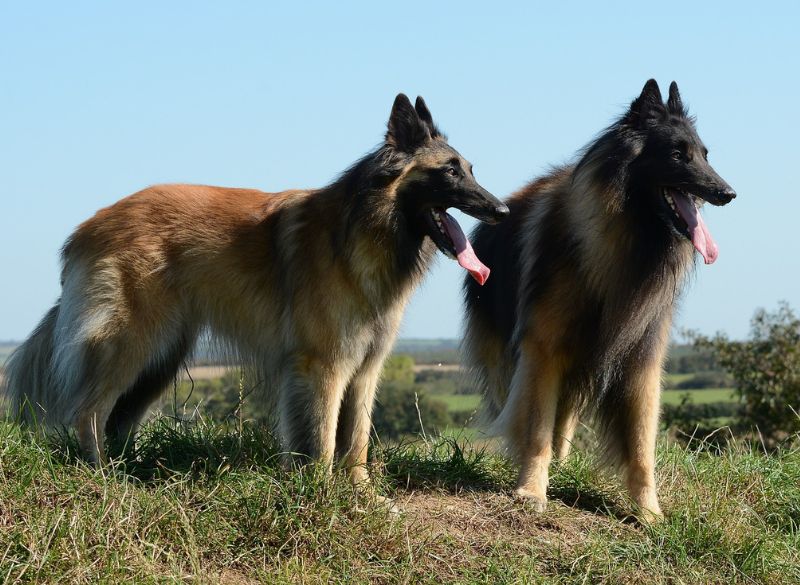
372, 382, 451, 439
690, 303, 800, 445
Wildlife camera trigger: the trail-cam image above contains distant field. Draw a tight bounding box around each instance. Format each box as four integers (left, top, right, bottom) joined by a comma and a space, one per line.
664, 373, 695, 386
434, 393, 481, 412
662, 388, 736, 405
186, 365, 232, 380
434, 389, 736, 415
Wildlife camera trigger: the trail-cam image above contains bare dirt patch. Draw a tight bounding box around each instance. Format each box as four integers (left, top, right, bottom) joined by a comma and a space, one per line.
394, 489, 634, 581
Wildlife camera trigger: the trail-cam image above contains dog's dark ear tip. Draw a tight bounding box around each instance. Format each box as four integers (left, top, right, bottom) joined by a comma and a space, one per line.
667, 81, 684, 114
414, 96, 436, 129
642, 79, 661, 96
392, 93, 412, 108
387, 92, 431, 151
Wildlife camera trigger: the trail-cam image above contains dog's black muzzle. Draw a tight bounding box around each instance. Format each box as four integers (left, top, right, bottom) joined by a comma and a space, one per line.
702, 187, 737, 206
458, 187, 510, 224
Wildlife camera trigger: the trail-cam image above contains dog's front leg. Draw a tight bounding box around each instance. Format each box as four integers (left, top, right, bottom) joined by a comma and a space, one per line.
618, 319, 670, 522
335, 344, 392, 486
277, 354, 349, 470
620, 360, 665, 522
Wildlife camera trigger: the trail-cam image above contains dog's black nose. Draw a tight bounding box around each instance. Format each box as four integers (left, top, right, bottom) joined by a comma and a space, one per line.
719, 188, 737, 204
494, 204, 510, 220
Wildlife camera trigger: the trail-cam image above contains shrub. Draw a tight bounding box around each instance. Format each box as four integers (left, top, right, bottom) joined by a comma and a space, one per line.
690, 303, 800, 445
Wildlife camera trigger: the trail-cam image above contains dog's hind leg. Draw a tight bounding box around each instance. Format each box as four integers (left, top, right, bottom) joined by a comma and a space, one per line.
104, 330, 195, 453
506, 343, 563, 512
75, 394, 116, 466
553, 401, 580, 461
72, 342, 143, 465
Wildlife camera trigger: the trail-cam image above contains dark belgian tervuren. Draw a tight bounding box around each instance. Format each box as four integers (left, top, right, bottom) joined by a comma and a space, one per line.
463, 80, 735, 520
5, 94, 508, 490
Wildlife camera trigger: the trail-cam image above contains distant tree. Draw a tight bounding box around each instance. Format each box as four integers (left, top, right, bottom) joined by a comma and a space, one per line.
381, 355, 415, 386
372, 382, 451, 439
690, 303, 800, 445
661, 392, 740, 436
670, 371, 733, 390
664, 345, 718, 374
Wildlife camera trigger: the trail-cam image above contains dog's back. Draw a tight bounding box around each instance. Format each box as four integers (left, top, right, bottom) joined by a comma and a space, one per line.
462, 170, 571, 418
7, 184, 301, 431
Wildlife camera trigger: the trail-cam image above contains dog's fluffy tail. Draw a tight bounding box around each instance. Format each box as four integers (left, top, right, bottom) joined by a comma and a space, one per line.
3, 305, 61, 427
460, 323, 516, 435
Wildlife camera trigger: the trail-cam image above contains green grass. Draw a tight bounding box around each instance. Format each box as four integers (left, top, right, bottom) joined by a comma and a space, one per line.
664, 372, 696, 386
436, 389, 736, 415
1, 418, 799, 583
661, 388, 736, 405
434, 393, 481, 413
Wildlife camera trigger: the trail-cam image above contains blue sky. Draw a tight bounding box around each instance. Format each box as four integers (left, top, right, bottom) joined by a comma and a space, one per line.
1, 2, 798, 341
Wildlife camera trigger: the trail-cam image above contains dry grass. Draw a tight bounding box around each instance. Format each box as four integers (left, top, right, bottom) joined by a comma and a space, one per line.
1, 418, 798, 583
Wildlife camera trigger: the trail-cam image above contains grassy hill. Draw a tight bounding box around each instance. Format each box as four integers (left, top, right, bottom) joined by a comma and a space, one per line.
1, 419, 798, 583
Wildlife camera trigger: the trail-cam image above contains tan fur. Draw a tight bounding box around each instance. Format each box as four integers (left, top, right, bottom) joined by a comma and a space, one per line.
464, 81, 735, 522
467, 166, 693, 520
6, 182, 425, 478
6, 93, 504, 498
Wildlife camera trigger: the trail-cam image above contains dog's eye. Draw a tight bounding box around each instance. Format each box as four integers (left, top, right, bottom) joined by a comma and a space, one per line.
671, 150, 683, 161
446, 167, 458, 177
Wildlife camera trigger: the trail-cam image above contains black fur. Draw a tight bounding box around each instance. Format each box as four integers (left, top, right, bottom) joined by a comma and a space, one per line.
463, 79, 736, 462
104, 331, 194, 446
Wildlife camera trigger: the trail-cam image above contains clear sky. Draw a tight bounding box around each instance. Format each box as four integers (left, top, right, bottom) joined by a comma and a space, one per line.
1, 2, 798, 342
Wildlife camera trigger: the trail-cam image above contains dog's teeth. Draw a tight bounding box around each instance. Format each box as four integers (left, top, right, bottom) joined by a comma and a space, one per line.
663, 192, 679, 215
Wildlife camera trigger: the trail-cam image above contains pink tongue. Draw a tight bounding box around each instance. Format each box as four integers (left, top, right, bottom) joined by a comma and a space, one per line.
671, 192, 718, 264
440, 211, 491, 285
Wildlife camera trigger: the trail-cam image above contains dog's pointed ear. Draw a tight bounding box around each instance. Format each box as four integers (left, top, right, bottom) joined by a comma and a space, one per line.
638, 78, 663, 107
414, 96, 442, 139
386, 93, 431, 152
625, 79, 666, 128
414, 96, 434, 126
667, 81, 685, 115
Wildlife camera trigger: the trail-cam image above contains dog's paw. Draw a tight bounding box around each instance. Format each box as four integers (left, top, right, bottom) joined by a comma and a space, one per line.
513, 487, 547, 513
353, 491, 400, 515
635, 506, 664, 525
376, 494, 401, 515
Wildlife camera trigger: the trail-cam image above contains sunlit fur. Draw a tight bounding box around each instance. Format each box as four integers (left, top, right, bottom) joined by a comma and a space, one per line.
4, 94, 503, 485
462, 80, 735, 520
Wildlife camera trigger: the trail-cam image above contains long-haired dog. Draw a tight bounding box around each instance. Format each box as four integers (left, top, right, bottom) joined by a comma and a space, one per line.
463, 80, 735, 519
5, 94, 508, 487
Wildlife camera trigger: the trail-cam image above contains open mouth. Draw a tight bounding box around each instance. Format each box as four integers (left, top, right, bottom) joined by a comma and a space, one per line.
425, 207, 490, 285
662, 188, 718, 265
